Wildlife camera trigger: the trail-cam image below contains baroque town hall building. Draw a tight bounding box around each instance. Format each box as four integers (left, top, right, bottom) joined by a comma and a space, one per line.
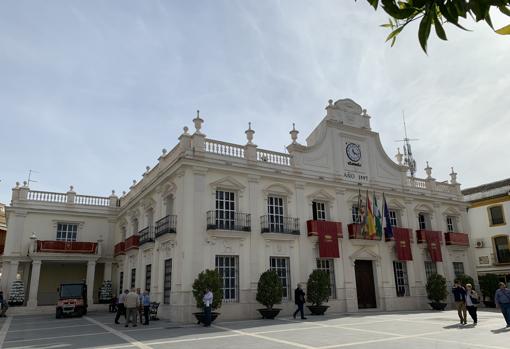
1, 99, 475, 321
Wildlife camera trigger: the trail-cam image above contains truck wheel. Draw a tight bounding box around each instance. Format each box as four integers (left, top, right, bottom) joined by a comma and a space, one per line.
56, 308, 63, 319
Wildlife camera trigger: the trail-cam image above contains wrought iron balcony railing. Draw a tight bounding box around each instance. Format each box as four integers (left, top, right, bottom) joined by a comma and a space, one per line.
260, 215, 300, 234
206, 211, 251, 231
155, 215, 177, 237
139, 226, 155, 245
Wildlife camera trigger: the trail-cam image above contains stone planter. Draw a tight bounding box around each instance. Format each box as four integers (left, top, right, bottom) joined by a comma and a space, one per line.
193, 312, 220, 324
428, 302, 448, 311
307, 305, 329, 315
257, 308, 281, 319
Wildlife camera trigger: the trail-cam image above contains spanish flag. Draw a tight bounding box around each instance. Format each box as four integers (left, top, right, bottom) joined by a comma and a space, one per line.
366, 191, 376, 237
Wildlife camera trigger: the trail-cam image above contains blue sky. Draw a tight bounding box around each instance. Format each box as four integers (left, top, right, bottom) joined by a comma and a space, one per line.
1, 1, 509, 204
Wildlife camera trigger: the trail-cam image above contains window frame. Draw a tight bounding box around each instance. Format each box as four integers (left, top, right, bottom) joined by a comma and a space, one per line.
446, 216, 458, 232
267, 195, 285, 232
493, 235, 510, 264
453, 262, 465, 277
393, 261, 410, 297
215, 190, 237, 230
388, 209, 400, 227
163, 259, 172, 304
312, 201, 327, 221
215, 255, 239, 303
130, 268, 136, 289
316, 259, 336, 299
56, 223, 78, 242
145, 264, 151, 292
488, 205, 506, 226
270, 256, 291, 301
352, 205, 362, 224
418, 212, 431, 230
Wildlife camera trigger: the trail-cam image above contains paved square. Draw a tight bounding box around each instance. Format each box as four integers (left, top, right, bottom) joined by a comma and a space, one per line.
1, 309, 509, 349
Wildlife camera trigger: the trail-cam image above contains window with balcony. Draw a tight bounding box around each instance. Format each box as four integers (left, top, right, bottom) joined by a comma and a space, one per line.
215, 255, 239, 302
446, 216, 457, 232
488, 205, 505, 226
56, 223, 78, 242
268, 196, 285, 232
216, 190, 236, 229
130, 268, 136, 289
270, 257, 290, 300
389, 210, 400, 227
393, 261, 410, 297
317, 259, 336, 298
119, 271, 124, 292
453, 262, 464, 277
312, 201, 327, 221
418, 213, 431, 230
145, 264, 151, 292
352, 205, 362, 224
424, 261, 437, 280
163, 259, 172, 304
493, 235, 510, 264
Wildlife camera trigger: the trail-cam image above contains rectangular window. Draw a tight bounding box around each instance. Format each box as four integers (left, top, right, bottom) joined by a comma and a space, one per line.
119, 271, 124, 293
418, 213, 431, 230
453, 262, 464, 277
312, 201, 327, 221
393, 261, 410, 297
352, 205, 361, 224
56, 223, 78, 241
270, 257, 290, 300
215, 255, 239, 302
163, 259, 172, 304
424, 261, 437, 281
316, 259, 336, 299
216, 190, 236, 229
389, 210, 399, 227
494, 236, 510, 264
268, 196, 285, 232
489, 206, 505, 226
130, 268, 136, 289
145, 264, 151, 292
446, 216, 457, 232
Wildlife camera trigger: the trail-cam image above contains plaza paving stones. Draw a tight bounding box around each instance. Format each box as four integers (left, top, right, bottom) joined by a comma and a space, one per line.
0, 309, 509, 349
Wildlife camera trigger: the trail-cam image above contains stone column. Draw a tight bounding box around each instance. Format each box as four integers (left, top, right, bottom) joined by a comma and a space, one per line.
86, 261, 96, 305
104, 262, 112, 282
27, 260, 42, 307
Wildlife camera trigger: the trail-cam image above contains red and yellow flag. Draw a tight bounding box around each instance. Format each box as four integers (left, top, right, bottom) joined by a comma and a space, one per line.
366, 191, 376, 237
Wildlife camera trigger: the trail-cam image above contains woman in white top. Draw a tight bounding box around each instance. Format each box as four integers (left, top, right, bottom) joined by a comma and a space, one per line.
465, 283, 479, 324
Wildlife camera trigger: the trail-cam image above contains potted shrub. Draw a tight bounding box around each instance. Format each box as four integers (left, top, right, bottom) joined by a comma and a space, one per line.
256, 270, 283, 319
426, 273, 448, 310
306, 270, 331, 315
192, 269, 223, 324
479, 273, 499, 308
456, 274, 475, 288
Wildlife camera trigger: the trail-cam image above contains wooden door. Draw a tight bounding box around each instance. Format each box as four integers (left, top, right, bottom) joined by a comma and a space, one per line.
355, 260, 377, 309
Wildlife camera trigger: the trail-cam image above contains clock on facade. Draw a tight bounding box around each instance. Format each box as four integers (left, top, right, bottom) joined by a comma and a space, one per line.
346, 143, 361, 162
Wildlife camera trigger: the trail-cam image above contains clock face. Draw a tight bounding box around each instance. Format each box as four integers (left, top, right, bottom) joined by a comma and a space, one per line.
346, 143, 361, 162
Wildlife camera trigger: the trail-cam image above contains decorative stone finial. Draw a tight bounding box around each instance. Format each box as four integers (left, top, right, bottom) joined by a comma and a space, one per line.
395, 148, 403, 165
289, 123, 299, 144
69, 185, 74, 192
132, 179, 136, 185
122, 191, 126, 196
162, 148, 167, 155
193, 110, 204, 134
15, 181, 20, 188
245, 122, 255, 144
23, 181, 28, 186
362, 109, 367, 116
146, 166, 150, 172
425, 161, 433, 179
327, 99, 333, 108
183, 126, 189, 135
450, 167, 458, 184
112, 190, 115, 195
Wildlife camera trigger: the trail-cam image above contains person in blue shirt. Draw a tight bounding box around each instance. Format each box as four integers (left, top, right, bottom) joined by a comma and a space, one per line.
452, 280, 467, 325
142, 290, 151, 325
494, 282, 510, 328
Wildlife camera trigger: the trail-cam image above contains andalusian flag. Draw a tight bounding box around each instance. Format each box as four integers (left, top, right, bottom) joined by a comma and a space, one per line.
366, 191, 376, 237
373, 193, 383, 238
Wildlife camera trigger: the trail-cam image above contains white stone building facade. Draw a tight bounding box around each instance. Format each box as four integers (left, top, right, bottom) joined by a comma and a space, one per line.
1, 99, 476, 321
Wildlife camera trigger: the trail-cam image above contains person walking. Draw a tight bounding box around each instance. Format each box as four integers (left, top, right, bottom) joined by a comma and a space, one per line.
124, 288, 139, 327
494, 282, 510, 328
142, 290, 151, 325
115, 289, 128, 324
465, 283, 479, 325
136, 288, 143, 324
452, 279, 467, 325
293, 283, 307, 320
202, 288, 213, 327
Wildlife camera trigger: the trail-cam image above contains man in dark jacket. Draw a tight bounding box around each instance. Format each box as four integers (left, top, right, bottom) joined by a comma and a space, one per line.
293, 284, 307, 320
452, 280, 467, 325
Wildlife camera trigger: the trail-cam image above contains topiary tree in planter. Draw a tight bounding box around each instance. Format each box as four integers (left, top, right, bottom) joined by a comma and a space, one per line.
456, 274, 475, 288
256, 270, 283, 319
426, 273, 448, 310
192, 269, 222, 324
479, 273, 499, 308
306, 270, 330, 315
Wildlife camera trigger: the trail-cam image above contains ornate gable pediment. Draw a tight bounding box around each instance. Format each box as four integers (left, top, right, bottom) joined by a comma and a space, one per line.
442, 206, 461, 216
263, 183, 293, 197
209, 176, 246, 192
349, 246, 380, 263
307, 189, 335, 202
414, 203, 433, 213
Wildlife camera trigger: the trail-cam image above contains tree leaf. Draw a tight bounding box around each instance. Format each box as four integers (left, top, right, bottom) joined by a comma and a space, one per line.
386, 25, 404, 42
499, 6, 510, 17
495, 24, 510, 35
418, 11, 433, 53
433, 13, 448, 40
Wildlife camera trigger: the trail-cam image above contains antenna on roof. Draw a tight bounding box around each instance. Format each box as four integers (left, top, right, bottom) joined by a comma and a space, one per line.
395, 111, 418, 177
27, 169, 39, 186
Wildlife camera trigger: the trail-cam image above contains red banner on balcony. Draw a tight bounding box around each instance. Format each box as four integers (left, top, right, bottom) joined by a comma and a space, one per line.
37, 240, 97, 254
425, 231, 443, 262
393, 228, 412, 261
307, 220, 341, 258
444, 232, 469, 246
